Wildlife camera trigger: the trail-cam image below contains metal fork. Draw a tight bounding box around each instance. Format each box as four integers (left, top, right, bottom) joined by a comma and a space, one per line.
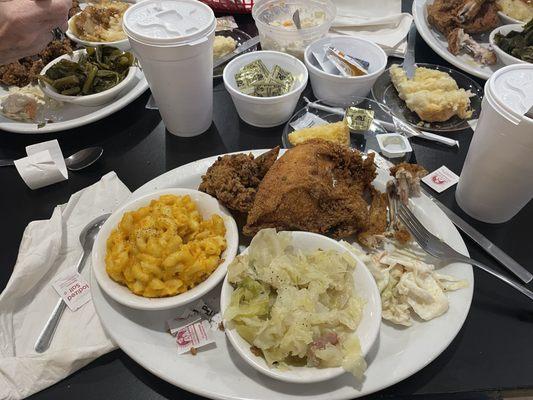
397, 202, 533, 301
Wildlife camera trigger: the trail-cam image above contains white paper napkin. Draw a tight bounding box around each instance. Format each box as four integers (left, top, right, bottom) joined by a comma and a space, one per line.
14, 139, 68, 190
0, 172, 131, 400
329, 0, 413, 58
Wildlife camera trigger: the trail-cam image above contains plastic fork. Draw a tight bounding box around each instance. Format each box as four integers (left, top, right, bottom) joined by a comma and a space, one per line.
396, 202, 533, 301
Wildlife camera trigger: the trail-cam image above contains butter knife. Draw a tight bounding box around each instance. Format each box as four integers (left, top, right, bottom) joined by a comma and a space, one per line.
404, 22, 417, 79
213, 35, 260, 69
421, 187, 533, 283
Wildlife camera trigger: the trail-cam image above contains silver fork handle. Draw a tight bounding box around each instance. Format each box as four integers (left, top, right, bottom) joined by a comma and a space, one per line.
34, 299, 67, 353
454, 256, 533, 301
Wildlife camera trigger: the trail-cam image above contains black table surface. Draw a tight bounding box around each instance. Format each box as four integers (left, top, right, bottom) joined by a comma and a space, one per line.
1, 2, 533, 400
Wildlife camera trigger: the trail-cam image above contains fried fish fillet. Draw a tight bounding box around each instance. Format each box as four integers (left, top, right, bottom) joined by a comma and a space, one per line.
243, 140, 387, 244
198, 147, 280, 213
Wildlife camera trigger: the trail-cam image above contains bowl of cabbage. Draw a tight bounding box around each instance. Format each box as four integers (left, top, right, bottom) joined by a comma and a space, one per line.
220, 229, 381, 383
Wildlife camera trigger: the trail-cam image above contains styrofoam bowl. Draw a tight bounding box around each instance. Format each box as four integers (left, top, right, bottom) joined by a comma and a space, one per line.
40, 49, 137, 107
220, 230, 382, 384
497, 10, 525, 25
92, 188, 239, 310
489, 24, 528, 66
67, 13, 131, 51
223, 50, 308, 127
304, 36, 388, 106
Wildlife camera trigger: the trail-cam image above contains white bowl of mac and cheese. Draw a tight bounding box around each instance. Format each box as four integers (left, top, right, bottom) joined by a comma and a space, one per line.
92, 188, 239, 310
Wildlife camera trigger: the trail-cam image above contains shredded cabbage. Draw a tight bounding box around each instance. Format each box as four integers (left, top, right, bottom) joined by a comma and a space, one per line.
224, 229, 366, 378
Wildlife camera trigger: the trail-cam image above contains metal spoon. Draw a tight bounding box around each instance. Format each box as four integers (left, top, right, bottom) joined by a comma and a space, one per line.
0, 146, 103, 171
34, 213, 110, 353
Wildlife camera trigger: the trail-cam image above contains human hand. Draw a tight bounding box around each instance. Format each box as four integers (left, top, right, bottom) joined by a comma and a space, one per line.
0, 0, 72, 65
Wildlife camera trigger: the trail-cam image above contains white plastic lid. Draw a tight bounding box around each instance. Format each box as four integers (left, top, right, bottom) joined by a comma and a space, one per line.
123, 0, 215, 45
488, 64, 533, 119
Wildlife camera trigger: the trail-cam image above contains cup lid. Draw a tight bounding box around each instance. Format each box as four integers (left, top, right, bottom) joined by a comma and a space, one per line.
123, 0, 215, 46
488, 64, 533, 119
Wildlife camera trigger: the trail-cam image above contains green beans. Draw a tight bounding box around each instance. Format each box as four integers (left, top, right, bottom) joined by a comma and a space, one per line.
38, 45, 135, 97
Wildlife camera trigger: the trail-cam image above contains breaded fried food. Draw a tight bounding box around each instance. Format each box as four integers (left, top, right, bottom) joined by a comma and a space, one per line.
0, 39, 75, 87
199, 147, 280, 213
243, 140, 387, 243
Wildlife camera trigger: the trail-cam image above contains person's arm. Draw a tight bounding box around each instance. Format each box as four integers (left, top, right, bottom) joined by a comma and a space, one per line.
0, 0, 72, 65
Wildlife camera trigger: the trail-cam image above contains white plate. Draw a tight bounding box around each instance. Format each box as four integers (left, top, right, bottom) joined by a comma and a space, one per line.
413, 0, 505, 80
0, 69, 148, 134
92, 149, 474, 400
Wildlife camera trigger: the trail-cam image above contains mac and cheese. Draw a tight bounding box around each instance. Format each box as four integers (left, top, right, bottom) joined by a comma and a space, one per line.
106, 194, 227, 298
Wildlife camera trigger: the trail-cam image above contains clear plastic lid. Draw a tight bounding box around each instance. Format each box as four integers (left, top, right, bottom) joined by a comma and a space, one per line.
123, 0, 215, 45
489, 64, 533, 119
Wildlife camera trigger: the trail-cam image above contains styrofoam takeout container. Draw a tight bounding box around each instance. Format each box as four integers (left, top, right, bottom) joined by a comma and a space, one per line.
489, 24, 528, 66
223, 50, 308, 127
304, 36, 388, 107
456, 64, 533, 223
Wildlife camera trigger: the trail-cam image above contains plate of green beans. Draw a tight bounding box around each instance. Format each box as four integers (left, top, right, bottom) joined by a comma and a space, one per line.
39, 46, 137, 106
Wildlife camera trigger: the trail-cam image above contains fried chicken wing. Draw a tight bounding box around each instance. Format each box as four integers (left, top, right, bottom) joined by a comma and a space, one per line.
243, 140, 386, 243
198, 147, 279, 213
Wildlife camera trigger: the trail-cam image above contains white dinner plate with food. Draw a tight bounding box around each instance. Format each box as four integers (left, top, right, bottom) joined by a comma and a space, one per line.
91, 149, 474, 400
0, 69, 148, 134
413, 0, 505, 80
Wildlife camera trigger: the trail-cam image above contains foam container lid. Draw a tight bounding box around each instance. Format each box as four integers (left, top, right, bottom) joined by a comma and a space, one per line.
488, 64, 533, 121
123, 0, 215, 45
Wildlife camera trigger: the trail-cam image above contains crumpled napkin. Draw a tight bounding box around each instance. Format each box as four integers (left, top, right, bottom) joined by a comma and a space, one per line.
0, 172, 131, 400
329, 0, 413, 57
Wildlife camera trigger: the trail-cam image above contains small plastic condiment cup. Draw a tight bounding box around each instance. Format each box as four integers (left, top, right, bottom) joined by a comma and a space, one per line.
455, 64, 533, 223
223, 51, 308, 127
376, 133, 412, 158
123, 0, 216, 137
304, 36, 388, 107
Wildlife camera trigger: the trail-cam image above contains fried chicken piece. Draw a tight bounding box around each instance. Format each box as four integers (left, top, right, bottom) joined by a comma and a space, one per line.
244, 140, 385, 242
198, 147, 279, 213
357, 189, 389, 248
389, 163, 428, 205
0, 39, 75, 87
427, 0, 499, 64
448, 28, 497, 64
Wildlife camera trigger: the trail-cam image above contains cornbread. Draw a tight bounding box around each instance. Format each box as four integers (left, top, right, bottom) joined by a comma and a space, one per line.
389, 65, 473, 122
288, 121, 350, 146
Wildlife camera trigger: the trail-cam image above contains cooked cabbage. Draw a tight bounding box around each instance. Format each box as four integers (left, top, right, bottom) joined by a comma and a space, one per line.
224, 229, 366, 377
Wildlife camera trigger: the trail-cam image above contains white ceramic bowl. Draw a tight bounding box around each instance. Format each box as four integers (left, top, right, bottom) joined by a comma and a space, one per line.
66, 13, 131, 51
304, 36, 388, 107
92, 188, 239, 311
489, 24, 528, 66
498, 10, 525, 25
220, 231, 382, 384
40, 49, 137, 107
223, 50, 308, 127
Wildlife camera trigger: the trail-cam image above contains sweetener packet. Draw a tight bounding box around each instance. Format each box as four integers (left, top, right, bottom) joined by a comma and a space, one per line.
176, 320, 215, 354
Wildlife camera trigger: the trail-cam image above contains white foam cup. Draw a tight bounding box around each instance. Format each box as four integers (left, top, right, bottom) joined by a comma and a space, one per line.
455, 64, 533, 223
123, 0, 216, 137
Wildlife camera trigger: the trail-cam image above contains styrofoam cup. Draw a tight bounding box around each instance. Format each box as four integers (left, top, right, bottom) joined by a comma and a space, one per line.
304, 36, 387, 106
223, 51, 308, 127
455, 64, 533, 223
123, 0, 216, 137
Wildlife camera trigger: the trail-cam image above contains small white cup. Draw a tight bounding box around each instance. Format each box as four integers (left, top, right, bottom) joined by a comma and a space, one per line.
304, 36, 387, 107
223, 51, 308, 127
123, 0, 216, 137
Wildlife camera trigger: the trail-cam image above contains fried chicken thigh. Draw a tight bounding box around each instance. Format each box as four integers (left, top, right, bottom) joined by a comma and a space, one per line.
243, 140, 387, 245
199, 147, 279, 213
